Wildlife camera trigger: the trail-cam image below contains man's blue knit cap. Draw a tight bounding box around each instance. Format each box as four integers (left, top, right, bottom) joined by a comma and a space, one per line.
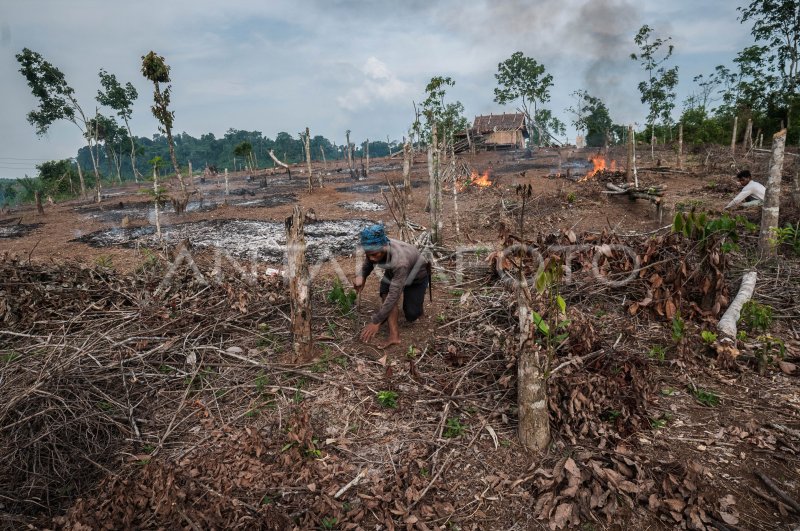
360, 224, 389, 251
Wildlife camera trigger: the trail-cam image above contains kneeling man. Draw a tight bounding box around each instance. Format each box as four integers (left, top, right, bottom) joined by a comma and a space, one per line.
354, 225, 430, 347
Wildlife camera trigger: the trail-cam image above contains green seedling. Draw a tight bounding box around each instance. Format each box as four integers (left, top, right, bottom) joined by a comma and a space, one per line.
648, 345, 666, 361
700, 330, 717, 344
443, 417, 466, 438
377, 390, 398, 409
690, 386, 720, 407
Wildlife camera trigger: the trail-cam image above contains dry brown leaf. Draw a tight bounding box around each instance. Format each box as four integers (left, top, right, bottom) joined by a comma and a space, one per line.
778, 360, 796, 374
549, 503, 574, 530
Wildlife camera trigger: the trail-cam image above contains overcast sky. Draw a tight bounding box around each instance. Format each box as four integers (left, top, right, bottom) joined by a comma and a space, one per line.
0, 0, 752, 179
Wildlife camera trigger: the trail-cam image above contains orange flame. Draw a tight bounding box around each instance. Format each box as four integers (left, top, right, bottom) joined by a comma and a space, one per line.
470, 169, 492, 187
580, 156, 616, 182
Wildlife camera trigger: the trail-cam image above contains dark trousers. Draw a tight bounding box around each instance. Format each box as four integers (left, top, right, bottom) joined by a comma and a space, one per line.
378, 274, 429, 322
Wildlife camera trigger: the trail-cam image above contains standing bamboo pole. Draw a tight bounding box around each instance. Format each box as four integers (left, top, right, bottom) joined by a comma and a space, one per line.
759, 129, 787, 254
731, 116, 739, 156
286, 206, 313, 362
677, 123, 684, 170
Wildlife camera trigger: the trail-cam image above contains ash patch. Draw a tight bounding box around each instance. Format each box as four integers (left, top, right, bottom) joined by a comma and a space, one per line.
231, 194, 296, 209
336, 180, 423, 194
73, 218, 374, 262
76, 200, 217, 223
0, 223, 41, 239
339, 201, 385, 212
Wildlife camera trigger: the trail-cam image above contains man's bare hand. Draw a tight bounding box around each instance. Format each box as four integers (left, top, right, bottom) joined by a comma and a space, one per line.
360, 322, 380, 343
353, 276, 365, 293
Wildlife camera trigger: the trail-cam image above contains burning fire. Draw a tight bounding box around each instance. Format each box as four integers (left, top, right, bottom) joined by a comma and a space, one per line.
470, 169, 492, 187
580, 156, 617, 182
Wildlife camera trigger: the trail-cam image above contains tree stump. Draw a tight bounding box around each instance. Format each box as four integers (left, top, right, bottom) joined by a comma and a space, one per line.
286, 206, 313, 362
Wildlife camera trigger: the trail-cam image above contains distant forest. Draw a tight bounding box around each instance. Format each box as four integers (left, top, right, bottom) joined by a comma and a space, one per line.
77, 129, 398, 181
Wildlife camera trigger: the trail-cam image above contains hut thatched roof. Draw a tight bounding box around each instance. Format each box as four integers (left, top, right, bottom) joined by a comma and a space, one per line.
472, 113, 526, 134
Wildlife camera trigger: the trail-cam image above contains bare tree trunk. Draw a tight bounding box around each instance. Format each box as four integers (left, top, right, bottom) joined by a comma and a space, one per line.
268, 149, 291, 178
224, 168, 230, 198
75, 159, 87, 199
631, 128, 639, 188
428, 123, 443, 245
758, 132, 764, 148
793, 162, 800, 209
650, 122, 655, 162
744, 118, 753, 155
387, 135, 392, 156
188, 160, 194, 187
625, 125, 634, 182
320, 145, 328, 170
112, 150, 122, 183
345, 130, 355, 179
731, 115, 739, 156
465, 127, 473, 156
287, 205, 313, 362
92, 118, 102, 204
34, 190, 44, 215
403, 142, 412, 202
304, 127, 313, 193
123, 118, 140, 183
153, 165, 162, 239
516, 277, 549, 451
451, 161, 460, 242
759, 129, 787, 254
365, 139, 370, 178
677, 123, 684, 170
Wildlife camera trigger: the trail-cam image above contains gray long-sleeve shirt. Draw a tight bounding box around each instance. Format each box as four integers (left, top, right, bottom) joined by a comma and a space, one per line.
360, 238, 428, 324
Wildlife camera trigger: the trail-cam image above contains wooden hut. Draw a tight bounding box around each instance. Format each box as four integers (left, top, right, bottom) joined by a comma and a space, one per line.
472, 113, 528, 149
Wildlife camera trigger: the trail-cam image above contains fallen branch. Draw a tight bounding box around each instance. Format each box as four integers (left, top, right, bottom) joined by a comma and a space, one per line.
334, 468, 367, 499
756, 471, 800, 513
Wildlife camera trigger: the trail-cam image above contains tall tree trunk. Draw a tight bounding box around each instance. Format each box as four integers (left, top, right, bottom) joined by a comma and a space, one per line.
403, 142, 412, 202
346, 131, 355, 179
188, 161, 194, 187
320, 145, 328, 170
365, 139, 370, 178
428, 123, 442, 245
76, 159, 87, 199
91, 120, 102, 204
304, 127, 313, 193
153, 165, 162, 239
759, 129, 787, 254
451, 160, 460, 242
386, 135, 392, 156
626, 125, 634, 182
124, 118, 140, 183
677, 123, 683, 170
731, 116, 739, 157
744, 118, 753, 155
287, 205, 313, 362
224, 168, 230, 198
465, 127, 473, 156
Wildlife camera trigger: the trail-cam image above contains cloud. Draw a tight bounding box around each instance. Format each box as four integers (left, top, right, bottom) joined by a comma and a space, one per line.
337, 57, 413, 112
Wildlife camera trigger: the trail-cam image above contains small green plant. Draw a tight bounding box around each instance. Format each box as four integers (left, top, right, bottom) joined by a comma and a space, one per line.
566, 191, 576, 204
1, 351, 21, 364
739, 300, 773, 333
311, 351, 331, 373
769, 222, 800, 254
327, 278, 357, 314
255, 372, 270, 393
158, 364, 175, 374
650, 416, 668, 429
321, 516, 338, 529
376, 390, 398, 409
601, 409, 622, 422
419, 467, 429, 477
690, 386, 720, 407
737, 330, 747, 341
661, 387, 678, 396
648, 345, 666, 361
261, 494, 274, 505
95, 255, 114, 269
671, 312, 685, 343
142, 444, 155, 454
700, 330, 717, 344
136, 248, 160, 272
436, 313, 446, 324
443, 417, 466, 438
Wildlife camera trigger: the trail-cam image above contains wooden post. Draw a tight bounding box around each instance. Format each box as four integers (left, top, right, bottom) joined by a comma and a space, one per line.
345, 130, 355, 179
286, 206, 313, 362
758, 132, 764, 148
465, 127, 473, 156
428, 123, 442, 245
759, 129, 787, 254
677, 123, 684, 170
403, 142, 412, 202
224, 168, 230, 197
153, 165, 162, 239
76, 160, 87, 199
731, 116, 739, 156
516, 277, 549, 451
744, 119, 753, 154
304, 127, 313, 193
625, 125, 634, 182
188, 160, 194, 187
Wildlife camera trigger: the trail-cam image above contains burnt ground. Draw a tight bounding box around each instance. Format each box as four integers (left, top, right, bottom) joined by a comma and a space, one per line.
1, 146, 800, 530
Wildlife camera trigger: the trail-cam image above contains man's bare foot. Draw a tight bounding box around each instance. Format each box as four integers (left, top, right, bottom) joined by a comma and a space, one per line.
377, 337, 402, 349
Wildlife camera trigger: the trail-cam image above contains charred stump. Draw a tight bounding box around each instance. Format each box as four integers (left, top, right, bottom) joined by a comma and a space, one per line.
286, 206, 313, 362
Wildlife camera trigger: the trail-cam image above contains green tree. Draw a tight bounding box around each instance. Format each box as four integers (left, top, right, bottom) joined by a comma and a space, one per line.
630, 25, 680, 155
141, 51, 189, 212
97, 69, 140, 181
15, 48, 100, 196
36, 159, 78, 198
569, 90, 615, 147
494, 52, 562, 146
233, 141, 254, 171
420, 76, 468, 148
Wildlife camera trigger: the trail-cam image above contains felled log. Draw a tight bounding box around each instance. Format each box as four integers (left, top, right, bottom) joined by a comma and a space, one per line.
268, 149, 291, 178
605, 182, 664, 221
714, 271, 757, 366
